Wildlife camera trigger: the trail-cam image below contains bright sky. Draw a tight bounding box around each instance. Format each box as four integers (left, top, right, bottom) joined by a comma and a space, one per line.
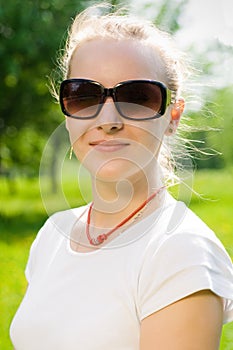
130, 0, 233, 87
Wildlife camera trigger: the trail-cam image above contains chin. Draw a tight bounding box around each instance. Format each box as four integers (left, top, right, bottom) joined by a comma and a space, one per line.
95, 166, 130, 183
88, 159, 143, 183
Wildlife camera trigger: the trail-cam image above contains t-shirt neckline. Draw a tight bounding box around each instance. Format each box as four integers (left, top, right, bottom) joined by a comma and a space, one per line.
66, 191, 175, 256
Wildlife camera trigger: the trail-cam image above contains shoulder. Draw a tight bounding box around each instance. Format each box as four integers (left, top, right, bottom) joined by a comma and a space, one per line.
136, 194, 232, 275
148, 194, 228, 254
137, 196, 233, 323
30, 204, 89, 252
49, 204, 88, 233
50, 203, 89, 224
146, 197, 233, 280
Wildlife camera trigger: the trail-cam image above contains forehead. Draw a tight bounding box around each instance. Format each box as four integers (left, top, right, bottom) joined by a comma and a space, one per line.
69, 39, 167, 85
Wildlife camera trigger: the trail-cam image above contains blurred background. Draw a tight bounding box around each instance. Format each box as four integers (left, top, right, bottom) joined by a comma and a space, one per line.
0, 0, 233, 349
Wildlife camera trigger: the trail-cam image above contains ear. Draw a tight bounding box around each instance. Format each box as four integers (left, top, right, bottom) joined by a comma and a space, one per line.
171, 97, 185, 121
165, 98, 185, 136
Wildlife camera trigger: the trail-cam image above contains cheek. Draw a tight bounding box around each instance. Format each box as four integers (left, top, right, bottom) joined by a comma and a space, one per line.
66, 118, 91, 146
133, 117, 169, 151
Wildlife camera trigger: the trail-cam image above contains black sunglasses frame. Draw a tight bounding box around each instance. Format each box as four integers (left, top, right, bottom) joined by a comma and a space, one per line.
59, 78, 173, 121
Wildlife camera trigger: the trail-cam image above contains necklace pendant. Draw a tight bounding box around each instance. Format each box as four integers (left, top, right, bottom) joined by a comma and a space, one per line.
90, 237, 101, 246
90, 234, 107, 246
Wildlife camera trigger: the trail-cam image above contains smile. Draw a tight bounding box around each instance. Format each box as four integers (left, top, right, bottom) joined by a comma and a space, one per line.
89, 140, 130, 152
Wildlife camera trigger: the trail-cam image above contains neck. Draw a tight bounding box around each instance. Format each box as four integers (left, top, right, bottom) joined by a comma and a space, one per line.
90, 164, 164, 228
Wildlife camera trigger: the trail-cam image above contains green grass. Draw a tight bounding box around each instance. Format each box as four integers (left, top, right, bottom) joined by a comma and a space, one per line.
190, 169, 233, 350
0, 169, 232, 349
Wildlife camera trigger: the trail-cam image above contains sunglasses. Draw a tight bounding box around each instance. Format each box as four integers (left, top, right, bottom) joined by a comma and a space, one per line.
59, 79, 173, 121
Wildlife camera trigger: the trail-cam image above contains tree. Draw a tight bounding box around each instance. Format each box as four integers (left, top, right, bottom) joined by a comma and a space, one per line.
0, 0, 85, 176
0, 0, 126, 180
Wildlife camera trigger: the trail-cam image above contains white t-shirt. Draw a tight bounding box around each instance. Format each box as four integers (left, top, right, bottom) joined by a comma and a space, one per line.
10, 194, 233, 350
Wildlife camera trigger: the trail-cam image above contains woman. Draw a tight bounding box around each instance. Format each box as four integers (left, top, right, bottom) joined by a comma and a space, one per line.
10, 4, 233, 349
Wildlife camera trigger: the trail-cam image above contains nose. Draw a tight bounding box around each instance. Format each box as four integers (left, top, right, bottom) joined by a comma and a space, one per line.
96, 99, 124, 134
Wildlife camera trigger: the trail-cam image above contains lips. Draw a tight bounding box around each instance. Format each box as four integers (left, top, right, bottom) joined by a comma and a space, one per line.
89, 139, 130, 152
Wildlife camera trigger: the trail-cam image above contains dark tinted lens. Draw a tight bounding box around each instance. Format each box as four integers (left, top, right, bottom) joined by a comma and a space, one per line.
61, 81, 102, 118
115, 81, 163, 119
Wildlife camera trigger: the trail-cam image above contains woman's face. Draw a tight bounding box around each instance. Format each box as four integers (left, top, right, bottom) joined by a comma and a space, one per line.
66, 39, 171, 183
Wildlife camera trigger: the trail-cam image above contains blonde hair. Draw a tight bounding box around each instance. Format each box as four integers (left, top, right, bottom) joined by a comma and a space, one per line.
59, 3, 189, 98
55, 3, 194, 188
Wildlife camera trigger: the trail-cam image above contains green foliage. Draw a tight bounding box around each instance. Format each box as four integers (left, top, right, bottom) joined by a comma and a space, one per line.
184, 86, 233, 169
211, 87, 233, 167
154, 0, 188, 33
0, 169, 233, 348
0, 0, 86, 174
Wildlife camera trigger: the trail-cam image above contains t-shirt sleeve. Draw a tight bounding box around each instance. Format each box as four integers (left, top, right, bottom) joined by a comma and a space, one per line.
25, 218, 50, 283
137, 233, 233, 324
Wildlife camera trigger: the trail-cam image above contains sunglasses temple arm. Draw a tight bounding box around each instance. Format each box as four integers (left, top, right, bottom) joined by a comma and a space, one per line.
167, 89, 176, 106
